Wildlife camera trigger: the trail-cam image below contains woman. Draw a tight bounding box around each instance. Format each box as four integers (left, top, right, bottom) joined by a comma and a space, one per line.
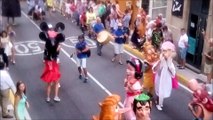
14, 81, 29, 120
152, 41, 176, 111
86, 7, 96, 38
2, 0, 21, 25
0, 31, 15, 64
124, 58, 143, 120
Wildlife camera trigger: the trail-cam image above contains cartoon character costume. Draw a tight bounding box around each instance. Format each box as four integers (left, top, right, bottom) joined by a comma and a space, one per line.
152, 41, 176, 111
133, 93, 152, 120
92, 94, 130, 120
124, 58, 143, 120
39, 22, 65, 83
142, 41, 159, 95
188, 79, 213, 120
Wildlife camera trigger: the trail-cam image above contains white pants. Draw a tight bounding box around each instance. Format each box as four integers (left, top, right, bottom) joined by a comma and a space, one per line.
114, 43, 123, 54
76, 58, 87, 68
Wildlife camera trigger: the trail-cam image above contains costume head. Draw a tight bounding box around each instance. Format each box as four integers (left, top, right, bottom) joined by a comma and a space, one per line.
126, 58, 143, 80
39, 22, 65, 60
133, 93, 152, 119
93, 94, 121, 120
143, 41, 159, 64
161, 41, 176, 59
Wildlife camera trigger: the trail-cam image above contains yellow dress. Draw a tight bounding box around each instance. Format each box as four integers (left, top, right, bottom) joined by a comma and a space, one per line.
47, 0, 53, 7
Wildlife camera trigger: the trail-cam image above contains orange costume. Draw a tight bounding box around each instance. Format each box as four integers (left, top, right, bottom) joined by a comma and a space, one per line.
142, 41, 159, 95
93, 94, 130, 120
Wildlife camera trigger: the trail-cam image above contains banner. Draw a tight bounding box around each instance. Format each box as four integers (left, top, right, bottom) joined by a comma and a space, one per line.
171, 0, 184, 17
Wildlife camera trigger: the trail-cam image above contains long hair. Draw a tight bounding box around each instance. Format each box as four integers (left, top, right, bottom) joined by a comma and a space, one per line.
15, 81, 26, 98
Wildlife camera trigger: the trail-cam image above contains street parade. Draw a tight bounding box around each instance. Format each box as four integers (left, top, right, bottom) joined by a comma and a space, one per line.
0, 0, 213, 120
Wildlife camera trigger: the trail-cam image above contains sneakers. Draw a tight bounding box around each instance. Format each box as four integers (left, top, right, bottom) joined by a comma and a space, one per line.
54, 96, 61, 102
111, 58, 115, 62
84, 77, 88, 83
79, 75, 82, 79
57, 58, 60, 63
46, 97, 50, 103
119, 61, 123, 65
2, 114, 13, 118
156, 105, 163, 111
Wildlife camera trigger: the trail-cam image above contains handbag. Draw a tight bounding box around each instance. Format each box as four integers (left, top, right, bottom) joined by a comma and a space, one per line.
172, 75, 179, 89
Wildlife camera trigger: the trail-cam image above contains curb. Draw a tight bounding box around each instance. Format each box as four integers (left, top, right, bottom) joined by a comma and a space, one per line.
123, 44, 189, 87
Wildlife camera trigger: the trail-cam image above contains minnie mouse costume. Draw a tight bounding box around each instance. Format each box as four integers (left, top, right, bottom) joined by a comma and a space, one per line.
39, 22, 65, 83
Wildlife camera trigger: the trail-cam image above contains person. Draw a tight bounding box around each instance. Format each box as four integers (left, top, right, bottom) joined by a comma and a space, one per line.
64, 0, 71, 19
46, 0, 54, 16
151, 23, 163, 50
124, 57, 143, 120
188, 79, 213, 120
111, 23, 127, 65
28, 0, 45, 21
152, 41, 176, 111
0, 56, 16, 118
177, 28, 188, 69
14, 81, 29, 120
39, 22, 66, 102
0, 46, 9, 68
86, 7, 96, 38
93, 17, 105, 56
162, 25, 173, 43
2, 0, 21, 25
75, 34, 90, 83
204, 38, 213, 89
132, 93, 152, 120
1, 31, 15, 64
122, 9, 131, 43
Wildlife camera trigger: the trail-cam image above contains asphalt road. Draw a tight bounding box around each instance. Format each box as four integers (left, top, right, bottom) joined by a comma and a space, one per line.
2, 2, 195, 120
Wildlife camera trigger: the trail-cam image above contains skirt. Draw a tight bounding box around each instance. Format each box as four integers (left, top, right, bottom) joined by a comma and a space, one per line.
41, 60, 61, 83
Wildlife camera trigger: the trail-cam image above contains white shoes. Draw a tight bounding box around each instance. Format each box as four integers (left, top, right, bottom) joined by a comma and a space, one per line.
156, 105, 163, 111
54, 96, 61, 102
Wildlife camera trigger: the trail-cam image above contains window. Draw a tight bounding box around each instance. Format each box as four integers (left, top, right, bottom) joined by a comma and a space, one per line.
153, 0, 167, 8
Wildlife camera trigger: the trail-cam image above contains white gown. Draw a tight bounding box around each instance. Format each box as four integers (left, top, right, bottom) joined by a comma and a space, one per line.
153, 56, 176, 98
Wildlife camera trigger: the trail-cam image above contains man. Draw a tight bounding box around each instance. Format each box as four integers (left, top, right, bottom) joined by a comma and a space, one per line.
178, 28, 188, 69
75, 34, 90, 83
122, 9, 131, 43
204, 38, 213, 93
132, 93, 152, 120
93, 17, 105, 56
111, 23, 127, 65
162, 25, 173, 43
0, 49, 16, 118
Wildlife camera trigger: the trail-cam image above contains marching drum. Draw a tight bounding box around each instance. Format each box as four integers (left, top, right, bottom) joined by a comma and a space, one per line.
97, 30, 114, 45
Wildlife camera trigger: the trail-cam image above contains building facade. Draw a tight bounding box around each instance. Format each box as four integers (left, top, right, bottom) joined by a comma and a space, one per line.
166, 0, 213, 73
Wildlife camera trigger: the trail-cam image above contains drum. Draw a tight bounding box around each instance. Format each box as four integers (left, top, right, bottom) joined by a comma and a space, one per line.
97, 30, 114, 45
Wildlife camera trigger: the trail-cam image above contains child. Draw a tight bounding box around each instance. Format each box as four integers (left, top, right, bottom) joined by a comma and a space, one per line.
65, 0, 71, 19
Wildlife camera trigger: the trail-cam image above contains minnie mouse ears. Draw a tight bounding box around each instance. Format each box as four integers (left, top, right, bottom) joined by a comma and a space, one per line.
126, 57, 143, 73
39, 22, 65, 32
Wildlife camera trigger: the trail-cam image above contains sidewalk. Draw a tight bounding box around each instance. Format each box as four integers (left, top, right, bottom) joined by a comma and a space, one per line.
124, 44, 210, 89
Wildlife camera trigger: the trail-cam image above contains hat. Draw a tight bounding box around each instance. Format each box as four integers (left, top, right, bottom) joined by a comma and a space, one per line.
135, 93, 150, 101
118, 23, 122, 26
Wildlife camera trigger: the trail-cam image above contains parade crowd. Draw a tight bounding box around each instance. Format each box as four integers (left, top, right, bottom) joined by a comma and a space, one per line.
0, 0, 213, 120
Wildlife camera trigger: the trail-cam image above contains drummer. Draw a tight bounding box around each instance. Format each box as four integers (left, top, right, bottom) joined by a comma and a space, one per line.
93, 17, 105, 56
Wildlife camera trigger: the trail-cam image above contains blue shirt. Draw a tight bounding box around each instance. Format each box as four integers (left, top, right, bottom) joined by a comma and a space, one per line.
93, 23, 104, 33
114, 28, 125, 44
75, 40, 88, 59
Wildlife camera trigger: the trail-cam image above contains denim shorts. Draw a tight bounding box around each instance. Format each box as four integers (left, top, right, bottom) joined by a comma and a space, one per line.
179, 47, 187, 60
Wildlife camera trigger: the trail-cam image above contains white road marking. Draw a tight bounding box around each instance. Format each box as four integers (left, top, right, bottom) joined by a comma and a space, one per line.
21, 9, 192, 113
21, 11, 125, 108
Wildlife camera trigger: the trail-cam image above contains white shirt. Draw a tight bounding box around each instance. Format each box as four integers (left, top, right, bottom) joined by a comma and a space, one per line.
178, 33, 188, 48
0, 70, 16, 93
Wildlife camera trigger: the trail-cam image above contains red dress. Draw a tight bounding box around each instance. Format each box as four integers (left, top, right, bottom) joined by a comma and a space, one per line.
41, 60, 61, 83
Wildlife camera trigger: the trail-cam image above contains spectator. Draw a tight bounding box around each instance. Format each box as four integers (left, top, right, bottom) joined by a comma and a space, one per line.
0, 56, 16, 118
162, 25, 173, 43
14, 81, 29, 120
2, 0, 21, 25
204, 38, 213, 91
151, 23, 163, 50
1, 31, 15, 64
177, 28, 188, 69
